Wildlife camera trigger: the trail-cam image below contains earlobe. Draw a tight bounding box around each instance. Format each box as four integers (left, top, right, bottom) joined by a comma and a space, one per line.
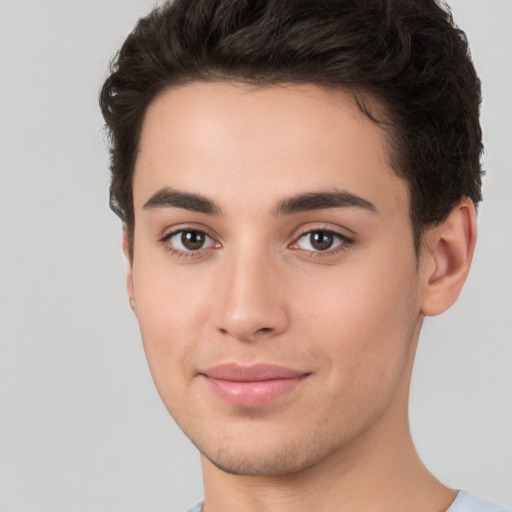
420, 198, 477, 317
122, 225, 136, 312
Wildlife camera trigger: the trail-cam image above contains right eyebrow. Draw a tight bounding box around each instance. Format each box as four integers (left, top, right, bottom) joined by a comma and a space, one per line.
142, 187, 223, 215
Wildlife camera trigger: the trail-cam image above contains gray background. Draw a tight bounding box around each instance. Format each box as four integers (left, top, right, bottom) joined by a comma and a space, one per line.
0, 0, 511, 510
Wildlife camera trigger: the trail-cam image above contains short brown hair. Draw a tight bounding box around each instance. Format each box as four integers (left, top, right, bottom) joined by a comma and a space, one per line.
100, 0, 483, 257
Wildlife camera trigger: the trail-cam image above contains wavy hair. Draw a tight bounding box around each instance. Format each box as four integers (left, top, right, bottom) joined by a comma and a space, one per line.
100, 0, 483, 256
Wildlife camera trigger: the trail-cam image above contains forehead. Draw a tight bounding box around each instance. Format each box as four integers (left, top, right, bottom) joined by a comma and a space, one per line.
134, 82, 407, 219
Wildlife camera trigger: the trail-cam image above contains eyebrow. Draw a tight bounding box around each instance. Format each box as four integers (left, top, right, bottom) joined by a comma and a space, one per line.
143, 187, 222, 215
142, 187, 377, 217
271, 190, 377, 216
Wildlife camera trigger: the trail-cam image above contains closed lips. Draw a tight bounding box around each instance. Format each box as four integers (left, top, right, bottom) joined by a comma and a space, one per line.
201, 363, 310, 408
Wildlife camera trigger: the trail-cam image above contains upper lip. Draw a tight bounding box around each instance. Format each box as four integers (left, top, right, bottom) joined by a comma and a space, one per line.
201, 363, 309, 382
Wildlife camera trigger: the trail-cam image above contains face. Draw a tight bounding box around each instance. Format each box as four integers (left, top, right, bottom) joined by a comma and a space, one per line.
129, 82, 424, 476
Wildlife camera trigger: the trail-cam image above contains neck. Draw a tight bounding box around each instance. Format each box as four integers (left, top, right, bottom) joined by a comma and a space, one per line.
201, 412, 454, 512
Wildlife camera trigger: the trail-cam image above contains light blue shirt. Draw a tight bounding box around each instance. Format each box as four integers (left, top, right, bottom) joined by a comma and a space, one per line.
184, 490, 510, 512
447, 491, 509, 512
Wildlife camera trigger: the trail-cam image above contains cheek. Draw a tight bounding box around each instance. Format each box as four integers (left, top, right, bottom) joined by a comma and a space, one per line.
133, 249, 213, 327
131, 257, 213, 390
294, 254, 419, 392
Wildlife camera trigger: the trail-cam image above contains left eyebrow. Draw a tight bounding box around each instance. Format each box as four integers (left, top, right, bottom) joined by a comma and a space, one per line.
271, 189, 378, 216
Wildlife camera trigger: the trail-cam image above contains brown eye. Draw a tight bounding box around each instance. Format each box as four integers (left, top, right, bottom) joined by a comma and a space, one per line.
294, 229, 349, 253
181, 230, 206, 250
310, 231, 334, 251
166, 229, 215, 252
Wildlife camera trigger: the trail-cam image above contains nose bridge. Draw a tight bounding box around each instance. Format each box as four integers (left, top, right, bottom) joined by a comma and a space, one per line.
215, 239, 289, 341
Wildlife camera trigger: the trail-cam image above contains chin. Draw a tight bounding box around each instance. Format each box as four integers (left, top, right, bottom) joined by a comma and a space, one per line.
202, 447, 323, 477
191, 426, 347, 477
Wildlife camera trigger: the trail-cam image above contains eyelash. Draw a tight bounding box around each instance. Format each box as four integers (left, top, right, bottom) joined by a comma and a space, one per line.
160, 228, 219, 259
289, 228, 354, 259
159, 226, 354, 260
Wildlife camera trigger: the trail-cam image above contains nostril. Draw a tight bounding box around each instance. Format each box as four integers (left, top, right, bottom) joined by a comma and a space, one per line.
214, 295, 290, 341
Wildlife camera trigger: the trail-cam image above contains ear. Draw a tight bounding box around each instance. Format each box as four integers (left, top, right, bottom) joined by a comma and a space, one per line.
122, 225, 135, 309
419, 198, 477, 317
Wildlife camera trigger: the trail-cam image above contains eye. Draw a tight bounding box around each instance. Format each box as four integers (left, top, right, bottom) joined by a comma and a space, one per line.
164, 229, 216, 253
293, 230, 350, 252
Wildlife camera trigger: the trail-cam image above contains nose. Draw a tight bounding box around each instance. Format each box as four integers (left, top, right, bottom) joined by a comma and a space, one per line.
213, 249, 290, 342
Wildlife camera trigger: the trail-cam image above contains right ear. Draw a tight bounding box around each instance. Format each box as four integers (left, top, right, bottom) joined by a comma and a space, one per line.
122, 224, 135, 306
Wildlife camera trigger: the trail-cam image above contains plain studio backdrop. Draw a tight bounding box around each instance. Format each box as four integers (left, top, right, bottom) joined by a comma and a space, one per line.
0, 1, 511, 510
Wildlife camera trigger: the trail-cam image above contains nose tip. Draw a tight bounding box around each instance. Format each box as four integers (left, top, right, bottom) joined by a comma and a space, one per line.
214, 260, 289, 342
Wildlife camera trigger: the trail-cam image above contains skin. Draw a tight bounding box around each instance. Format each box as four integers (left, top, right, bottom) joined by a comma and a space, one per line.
126, 82, 476, 512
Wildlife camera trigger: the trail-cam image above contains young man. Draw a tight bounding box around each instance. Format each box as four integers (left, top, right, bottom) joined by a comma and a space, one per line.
100, 1, 508, 511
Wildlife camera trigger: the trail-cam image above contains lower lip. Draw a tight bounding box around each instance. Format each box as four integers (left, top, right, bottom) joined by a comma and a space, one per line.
203, 376, 307, 408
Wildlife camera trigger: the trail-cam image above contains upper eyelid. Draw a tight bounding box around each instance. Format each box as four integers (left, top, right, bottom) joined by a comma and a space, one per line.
159, 224, 218, 242
292, 224, 354, 241
292, 230, 352, 248
165, 229, 215, 242
291, 217, 358, 236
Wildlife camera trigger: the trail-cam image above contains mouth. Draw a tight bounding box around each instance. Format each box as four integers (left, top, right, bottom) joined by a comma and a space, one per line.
200, 363, 310, 408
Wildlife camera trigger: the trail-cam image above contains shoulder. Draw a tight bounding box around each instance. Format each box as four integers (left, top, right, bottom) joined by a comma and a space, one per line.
447, 491, 510, 512
183, 500, 203, 512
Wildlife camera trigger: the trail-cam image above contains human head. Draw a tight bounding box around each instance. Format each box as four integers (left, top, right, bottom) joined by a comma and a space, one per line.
100, 0, 483, 260
109, 81, 478, 478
